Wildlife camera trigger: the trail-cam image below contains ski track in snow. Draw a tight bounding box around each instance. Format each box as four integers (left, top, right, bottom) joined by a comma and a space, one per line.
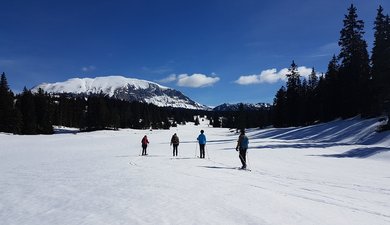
134, 154, 390, 222
1, 117, 390, 225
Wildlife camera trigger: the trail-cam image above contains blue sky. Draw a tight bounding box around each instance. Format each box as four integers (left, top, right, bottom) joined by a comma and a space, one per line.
1, 0, 389, 106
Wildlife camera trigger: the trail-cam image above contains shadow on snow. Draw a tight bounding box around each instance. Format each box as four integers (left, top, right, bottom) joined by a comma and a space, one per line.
199, 165, 238, 170
249, 117, 390, 146
317, 147, 390, 158
250, 142, 348, 150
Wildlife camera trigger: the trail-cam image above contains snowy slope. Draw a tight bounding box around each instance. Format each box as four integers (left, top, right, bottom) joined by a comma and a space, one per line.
32, 76, 209, 110
1, 117, 390, 225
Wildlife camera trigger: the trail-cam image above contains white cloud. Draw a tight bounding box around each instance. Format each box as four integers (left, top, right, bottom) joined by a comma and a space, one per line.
157, 74, 177, 83
157, 73, 220, 88
297, 66, 315, 78
81, 65, 96, 72
234, 74, 263, 85
177, 73, 220, 88
235, 66, 317, 85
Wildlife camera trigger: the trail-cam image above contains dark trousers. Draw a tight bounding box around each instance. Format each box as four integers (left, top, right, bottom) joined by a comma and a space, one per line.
239, 148, 247, 168
199, 144, 205, 158
172, 144, 178, 156
142, 144, 147, 155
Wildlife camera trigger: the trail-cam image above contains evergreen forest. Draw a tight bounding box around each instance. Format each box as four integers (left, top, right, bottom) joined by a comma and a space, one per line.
272, 4, 390, 130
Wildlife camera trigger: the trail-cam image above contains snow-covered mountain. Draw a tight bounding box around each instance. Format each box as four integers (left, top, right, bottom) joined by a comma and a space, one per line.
32, 76, 209, 110
213, 102, 271, 111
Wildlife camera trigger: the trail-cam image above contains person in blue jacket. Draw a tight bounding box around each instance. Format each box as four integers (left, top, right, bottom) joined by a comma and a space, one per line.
236, 129, 249, 169
197, 130, 206, 158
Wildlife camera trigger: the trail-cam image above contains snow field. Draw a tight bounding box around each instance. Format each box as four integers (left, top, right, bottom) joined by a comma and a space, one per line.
1, 117, 390, 225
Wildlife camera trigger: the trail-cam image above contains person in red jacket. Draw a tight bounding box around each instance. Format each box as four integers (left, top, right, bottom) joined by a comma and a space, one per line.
141, 135, 149, 156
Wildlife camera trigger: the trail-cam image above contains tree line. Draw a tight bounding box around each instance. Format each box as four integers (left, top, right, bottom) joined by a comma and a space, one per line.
207, 104, 273, 130
273, 4, 390, 130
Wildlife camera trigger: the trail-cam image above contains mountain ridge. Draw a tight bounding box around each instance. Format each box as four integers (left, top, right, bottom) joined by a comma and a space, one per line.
32, 75, 209, 110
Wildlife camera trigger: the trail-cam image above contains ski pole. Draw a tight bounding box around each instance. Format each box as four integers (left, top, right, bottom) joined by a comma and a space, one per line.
238, 149, 250, 170
245, 150, 252, 170
238, 150, 244, 165
195, 142, 198, 158
206, 145, 210, 160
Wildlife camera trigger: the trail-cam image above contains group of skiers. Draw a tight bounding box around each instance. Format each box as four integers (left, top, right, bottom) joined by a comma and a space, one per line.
140, 129, 249, 169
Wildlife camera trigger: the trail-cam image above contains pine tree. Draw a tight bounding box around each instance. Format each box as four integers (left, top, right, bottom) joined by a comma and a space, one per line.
324, 55, 341, 120
0, 72, 13, 132
372, 6, 390, 118
273, 86, 287, 127
212, 115, 221, 127
34, 88, 54, 134
338, 4, 370, 118
0, 72, 21, 133
300, 78, 309, 124
285, 61, 302, 126
18, 87, 37, 134
237, 103, 246, 130
308, 68, 318, 91
305, 68, 319, 124
194, 116, 200, 126
372, 6, 387, 81
286, 61, 301, 90
316, 75, 327, 121
325, 55, 340, 85
225, 114, 235, 128
85, 95, 110, 130
383, 14, 390, 127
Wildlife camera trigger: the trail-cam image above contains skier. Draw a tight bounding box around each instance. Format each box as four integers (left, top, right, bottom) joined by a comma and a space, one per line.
197, 130, 206, 158
236, 129, 249, 169
141, 135, 149, 156
170, 133, 180, 157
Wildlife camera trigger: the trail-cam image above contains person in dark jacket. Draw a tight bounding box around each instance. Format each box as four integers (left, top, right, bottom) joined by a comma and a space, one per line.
141, 135, 149, 156
197, 130, 206, 158
236, 129, 249, 169
170, 133, 180, 157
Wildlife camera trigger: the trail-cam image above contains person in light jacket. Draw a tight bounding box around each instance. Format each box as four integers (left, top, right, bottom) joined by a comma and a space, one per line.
236, 129, 249, 169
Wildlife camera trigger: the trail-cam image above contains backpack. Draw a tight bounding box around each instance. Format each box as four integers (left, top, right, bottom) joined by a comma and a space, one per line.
172, 135, 179, 144
142, 137, 148, 145
238, 135, 249, 149
240, 135, 249, 149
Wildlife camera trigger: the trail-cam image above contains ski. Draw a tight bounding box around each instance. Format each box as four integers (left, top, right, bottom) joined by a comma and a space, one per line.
237, 167, 251, 172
